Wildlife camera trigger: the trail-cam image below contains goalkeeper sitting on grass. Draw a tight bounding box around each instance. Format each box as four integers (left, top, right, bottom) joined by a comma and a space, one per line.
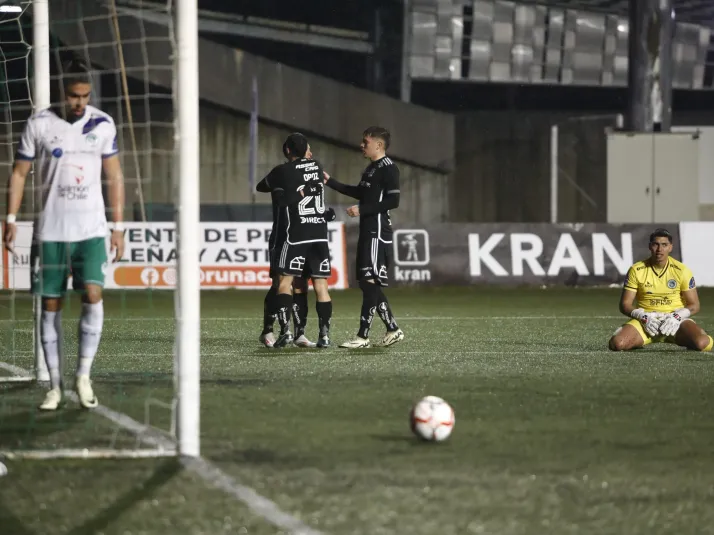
609, 228, 712, 352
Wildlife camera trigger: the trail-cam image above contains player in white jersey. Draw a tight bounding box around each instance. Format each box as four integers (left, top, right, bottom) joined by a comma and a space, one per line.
3, 60, 125, 410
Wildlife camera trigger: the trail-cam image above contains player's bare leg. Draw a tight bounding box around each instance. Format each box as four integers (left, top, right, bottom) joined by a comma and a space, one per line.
608, 324, 645, 351
273, 275, 295, 348
292, 278, 316, 348
75, 284, 103, 408
675, 320, 714, 351
39, 297, 65, 411
312, 278, 332, 348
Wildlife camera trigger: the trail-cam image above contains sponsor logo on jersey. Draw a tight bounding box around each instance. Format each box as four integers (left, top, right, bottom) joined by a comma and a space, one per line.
394, 229, 431, 282
300, 216, 326, 224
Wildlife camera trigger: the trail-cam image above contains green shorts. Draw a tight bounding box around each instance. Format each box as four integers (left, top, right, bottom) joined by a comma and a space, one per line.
30, 238, 108, 297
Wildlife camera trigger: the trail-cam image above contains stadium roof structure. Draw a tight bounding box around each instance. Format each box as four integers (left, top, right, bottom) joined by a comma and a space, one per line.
518, 0, 714, 27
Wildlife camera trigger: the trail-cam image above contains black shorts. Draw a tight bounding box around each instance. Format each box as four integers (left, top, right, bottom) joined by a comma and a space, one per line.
273, 240, 331, 279
356, 234, 392, 286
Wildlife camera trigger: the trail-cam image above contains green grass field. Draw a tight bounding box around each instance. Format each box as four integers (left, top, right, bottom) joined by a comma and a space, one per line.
1, 287, 714, 535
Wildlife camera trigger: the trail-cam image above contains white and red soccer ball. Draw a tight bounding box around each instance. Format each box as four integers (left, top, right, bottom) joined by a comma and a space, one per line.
410, 395, 455, 442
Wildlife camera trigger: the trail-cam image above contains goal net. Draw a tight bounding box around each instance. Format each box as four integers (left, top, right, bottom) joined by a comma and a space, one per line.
551, 114, 623, 223
0, 0, 199, 459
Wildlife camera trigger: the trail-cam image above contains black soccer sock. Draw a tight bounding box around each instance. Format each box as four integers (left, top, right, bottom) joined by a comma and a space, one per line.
357, 281, 380, 339
273, 293, 293, 335
316, 300, 332, 338
375, 288, 399, 331
262, 286, 278, 335
292, 292, 308, 338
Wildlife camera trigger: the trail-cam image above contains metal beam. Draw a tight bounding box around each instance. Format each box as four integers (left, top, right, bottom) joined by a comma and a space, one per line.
115, 5, 375, 54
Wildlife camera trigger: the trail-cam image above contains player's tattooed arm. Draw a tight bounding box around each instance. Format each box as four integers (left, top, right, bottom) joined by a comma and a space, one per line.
103, 155, 126, 262
3, 159, 31, 254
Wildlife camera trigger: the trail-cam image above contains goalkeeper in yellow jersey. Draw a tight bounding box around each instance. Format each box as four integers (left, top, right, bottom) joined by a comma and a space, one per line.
609, 228, 713, 352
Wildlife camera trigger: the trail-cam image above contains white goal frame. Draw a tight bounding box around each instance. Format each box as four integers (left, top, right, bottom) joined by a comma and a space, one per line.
0, 0, 200, 459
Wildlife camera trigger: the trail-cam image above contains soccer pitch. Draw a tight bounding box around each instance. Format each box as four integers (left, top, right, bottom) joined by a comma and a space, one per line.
2, 287, 714, 534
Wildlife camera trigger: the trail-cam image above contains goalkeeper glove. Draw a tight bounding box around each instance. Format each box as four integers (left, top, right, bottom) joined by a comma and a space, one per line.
659, 308, 691, 337
630, 308, 663, 337
325, 207, 336, 222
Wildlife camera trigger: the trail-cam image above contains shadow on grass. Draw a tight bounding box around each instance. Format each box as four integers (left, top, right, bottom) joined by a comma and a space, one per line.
66, 459, 181, 535
0, 501, 36, 535
0, 407, 86, 450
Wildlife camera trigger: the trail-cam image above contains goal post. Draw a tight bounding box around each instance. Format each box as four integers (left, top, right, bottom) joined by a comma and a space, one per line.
0, 0, 200, 459
176, 0, 201, 458
32, 0, 50, 383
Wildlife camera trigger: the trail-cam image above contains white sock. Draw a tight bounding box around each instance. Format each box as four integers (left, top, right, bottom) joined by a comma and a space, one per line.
77, 301, 104, 377
40, 310, 62, 390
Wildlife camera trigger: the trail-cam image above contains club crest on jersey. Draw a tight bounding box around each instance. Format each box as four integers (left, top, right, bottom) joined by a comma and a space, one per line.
85, 133, 98, 147
689, 277, 695, 289
667, 279, 677, 289
51, 147, 63, 158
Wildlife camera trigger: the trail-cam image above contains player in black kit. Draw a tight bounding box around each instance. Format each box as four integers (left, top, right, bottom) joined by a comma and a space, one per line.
256, 141, 322, 348
324, 126, 404, 348
256, 133, 334, 348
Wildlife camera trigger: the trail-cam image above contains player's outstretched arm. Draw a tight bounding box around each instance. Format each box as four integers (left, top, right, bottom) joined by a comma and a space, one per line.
103, 155, 126, 262
3, 159, 31, 253
323, 172, 361, 199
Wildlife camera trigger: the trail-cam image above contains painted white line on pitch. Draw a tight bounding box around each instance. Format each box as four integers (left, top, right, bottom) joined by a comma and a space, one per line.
0, 361, 32, 377
0, 363, 324, 535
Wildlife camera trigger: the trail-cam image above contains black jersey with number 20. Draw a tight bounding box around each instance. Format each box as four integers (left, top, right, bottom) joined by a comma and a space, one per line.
270, 158, 328, 245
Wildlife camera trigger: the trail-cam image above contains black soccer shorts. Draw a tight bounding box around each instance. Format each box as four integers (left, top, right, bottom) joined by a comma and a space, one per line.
356, 234, 392, 286
274, 240, 332, 279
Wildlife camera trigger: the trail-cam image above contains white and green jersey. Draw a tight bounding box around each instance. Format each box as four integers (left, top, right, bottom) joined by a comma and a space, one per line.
16, 105, 118, 242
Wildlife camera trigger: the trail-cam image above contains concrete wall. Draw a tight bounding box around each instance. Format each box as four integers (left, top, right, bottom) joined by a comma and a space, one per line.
103, 99, 449, 224
49, 0, 454, 173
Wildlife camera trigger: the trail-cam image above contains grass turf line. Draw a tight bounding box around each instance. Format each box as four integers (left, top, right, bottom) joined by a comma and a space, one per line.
1, 287, 714, 534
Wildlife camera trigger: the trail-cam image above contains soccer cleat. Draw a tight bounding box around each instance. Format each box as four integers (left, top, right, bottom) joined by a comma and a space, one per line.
339, 337, 371, 349
75, 375, 98, 409
380, 329, 405, 347
294, 334, 317, 348
39, 388, 62, 411
259, 332, 276, 348
274, 331, 294, 348
316, 336, 331, 348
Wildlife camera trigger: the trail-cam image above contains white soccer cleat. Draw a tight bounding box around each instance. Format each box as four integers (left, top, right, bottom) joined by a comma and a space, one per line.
294, 334, 317, 348
38, 388, 62, 411
75, 375, 98, 409
259, 332, 276, 348
339, 337, 371, 349
380, 329, 405, 347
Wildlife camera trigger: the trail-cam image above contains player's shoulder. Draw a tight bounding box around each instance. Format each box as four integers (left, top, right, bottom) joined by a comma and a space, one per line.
628, 259, 649, 273
85, 105, 117, 128
668, 257, 693, 276
376, 156, 397, 169
26, 108, 60, 127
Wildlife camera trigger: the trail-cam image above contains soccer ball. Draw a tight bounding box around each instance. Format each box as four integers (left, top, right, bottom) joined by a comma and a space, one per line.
409, 395, 455, 442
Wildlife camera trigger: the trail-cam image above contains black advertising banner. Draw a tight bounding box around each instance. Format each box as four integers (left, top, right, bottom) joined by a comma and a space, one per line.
344, 223, 681, 286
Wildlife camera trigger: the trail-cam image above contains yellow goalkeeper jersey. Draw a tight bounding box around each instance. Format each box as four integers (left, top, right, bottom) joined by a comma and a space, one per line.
623, 257, 695, 313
